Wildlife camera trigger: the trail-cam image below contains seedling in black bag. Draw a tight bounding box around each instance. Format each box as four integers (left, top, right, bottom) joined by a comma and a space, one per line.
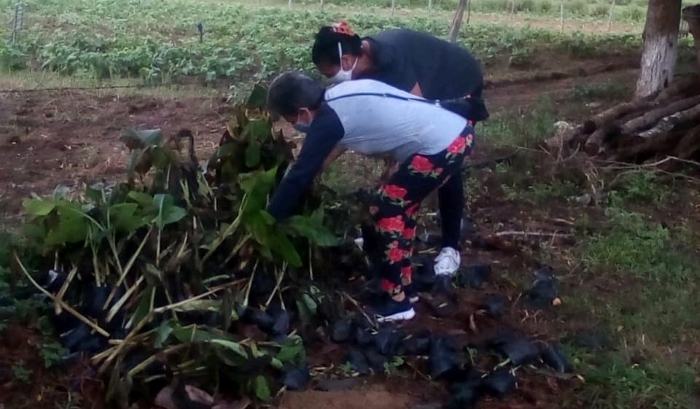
330, 318, 354, 343
364, 349, 388, 373
525, 266, 560, 307
281, 364, 311, 391
481, 368, 516, 398
429, 336, 465, 381
353, 325, 375, 347
539, 343, 573, 373
477, 294, 506, 318
412, 258, 437, 293
445, 378, 484, 409
269, 308, 291, 337
345, 347, 370, 376
374, 327, 405, 357
456, 264, 492, 289
488, 331, 540, 366
401, 330, 432, 356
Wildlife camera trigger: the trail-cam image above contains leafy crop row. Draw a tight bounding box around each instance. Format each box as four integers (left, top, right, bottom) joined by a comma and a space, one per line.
0, 0, 641, 84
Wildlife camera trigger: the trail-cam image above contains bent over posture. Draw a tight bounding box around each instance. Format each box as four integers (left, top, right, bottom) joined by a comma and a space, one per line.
311, 21, 488, 277
265, 71, 475, 322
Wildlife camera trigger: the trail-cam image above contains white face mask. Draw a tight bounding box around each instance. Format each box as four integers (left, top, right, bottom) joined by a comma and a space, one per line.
328, 42, 357, 85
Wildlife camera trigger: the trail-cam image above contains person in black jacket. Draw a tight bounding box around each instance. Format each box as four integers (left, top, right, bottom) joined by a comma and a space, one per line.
311, 21, 487, 278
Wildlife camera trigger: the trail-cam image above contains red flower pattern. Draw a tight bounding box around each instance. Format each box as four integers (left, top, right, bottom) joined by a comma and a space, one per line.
401, 266, 412, 279
402, 227, 416, 239
381, 278, 398, 292
386, 243, 404, 263
376, 216, 404, 232
411, 156, 435, 173
406, 203, 420, 216
447, 136, 467, 154
382, 184, 407, 200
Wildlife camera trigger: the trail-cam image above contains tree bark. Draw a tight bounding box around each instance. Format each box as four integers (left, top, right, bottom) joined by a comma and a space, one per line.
448, 0, 468, 43
635, 0, 682, 98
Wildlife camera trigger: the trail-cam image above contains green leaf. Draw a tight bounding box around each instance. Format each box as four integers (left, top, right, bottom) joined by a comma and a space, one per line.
209, 339, 249, 359
131, 285, 155, 327
276, 334, 305, 365
285, 215, 339, 247
119, 129, 163, 150
253, 375, 272, 402
246, 84, 267, 109
268, 234, 302, 267
45, 204, 91, 246
154, 320, 174, 348
244, 120, 272, 142
108, 203, 147, 233
127, 191, 153, 209
22, 199, 57, 217
245, 141, 261, 168
152, 194, 187, 228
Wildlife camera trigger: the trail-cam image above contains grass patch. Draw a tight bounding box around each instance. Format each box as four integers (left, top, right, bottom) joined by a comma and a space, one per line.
565, 204, 700, 409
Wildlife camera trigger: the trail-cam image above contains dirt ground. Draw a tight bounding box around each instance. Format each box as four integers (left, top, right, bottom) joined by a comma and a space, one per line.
0, 53, 648, 409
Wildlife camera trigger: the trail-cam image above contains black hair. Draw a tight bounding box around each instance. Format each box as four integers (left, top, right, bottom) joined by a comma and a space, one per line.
267, 71, 325, 117
311, 26, 362, 66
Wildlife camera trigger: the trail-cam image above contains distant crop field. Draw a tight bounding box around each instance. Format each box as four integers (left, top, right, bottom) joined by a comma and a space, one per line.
0, 0, 645, 87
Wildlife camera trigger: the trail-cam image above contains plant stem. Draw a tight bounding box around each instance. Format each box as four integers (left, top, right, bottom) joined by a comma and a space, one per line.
14, 251, 109, 337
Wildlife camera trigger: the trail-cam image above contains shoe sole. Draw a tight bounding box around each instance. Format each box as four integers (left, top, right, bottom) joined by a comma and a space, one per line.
376, 307, 416, 323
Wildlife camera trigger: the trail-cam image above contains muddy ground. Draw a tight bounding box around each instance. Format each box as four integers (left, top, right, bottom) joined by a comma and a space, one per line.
1, 52, 698, 409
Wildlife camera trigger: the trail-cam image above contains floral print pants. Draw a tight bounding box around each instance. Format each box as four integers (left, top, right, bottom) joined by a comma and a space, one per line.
368, 127, 475, 295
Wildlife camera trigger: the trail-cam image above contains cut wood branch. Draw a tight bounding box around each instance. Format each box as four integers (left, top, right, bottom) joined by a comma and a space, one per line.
638, 103, 700, 138
619, 95, 700, 135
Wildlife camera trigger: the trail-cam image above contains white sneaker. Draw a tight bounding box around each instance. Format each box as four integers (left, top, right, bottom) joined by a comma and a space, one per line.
434, 247, 461, 276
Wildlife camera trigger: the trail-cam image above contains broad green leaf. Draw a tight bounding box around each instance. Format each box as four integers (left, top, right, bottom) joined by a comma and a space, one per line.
246, 84, 267, 109
152, 194, 187, 228
244, 120, 272, 142
22, 199, 57, 217
276, 335, 305, 365
127, 191, 153, 209
108, 203, 147, 233
45, 205, 91, 246
245, 141, 261, 168
269, 234, 302, 267
171, 325, 216, 343
119, 129, 163, 150
285, 215, 339, 247
253, 375, 272, 402
209, 339, 249, 359
154, 320, 174, 348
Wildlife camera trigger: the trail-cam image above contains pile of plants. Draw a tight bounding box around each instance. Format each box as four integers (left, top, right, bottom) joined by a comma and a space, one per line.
3, 86, 576, 408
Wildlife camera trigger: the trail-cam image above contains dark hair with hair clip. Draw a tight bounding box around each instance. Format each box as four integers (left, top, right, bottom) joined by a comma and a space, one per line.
311, 21, 362, 65
266, 71, 326, 117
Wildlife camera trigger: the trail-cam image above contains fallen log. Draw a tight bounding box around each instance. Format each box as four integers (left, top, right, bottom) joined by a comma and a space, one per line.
619, 95, 700, 135
580, 75, 700, 134
583, 123, 621, 156
672, 124, 700, 160
638, 103, 700, 139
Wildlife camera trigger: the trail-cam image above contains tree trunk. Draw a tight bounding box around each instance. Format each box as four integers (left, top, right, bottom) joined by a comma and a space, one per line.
635, 0, 682, 98
448, 0, 468, 43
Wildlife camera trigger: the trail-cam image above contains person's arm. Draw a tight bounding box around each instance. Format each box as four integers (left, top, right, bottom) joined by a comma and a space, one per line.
266, 104, 345, 221
321, 145, 347, 173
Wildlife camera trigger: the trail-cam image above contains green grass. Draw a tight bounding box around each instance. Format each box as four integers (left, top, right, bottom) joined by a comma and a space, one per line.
0, 0, 644, 87
479, 97, 700, 409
